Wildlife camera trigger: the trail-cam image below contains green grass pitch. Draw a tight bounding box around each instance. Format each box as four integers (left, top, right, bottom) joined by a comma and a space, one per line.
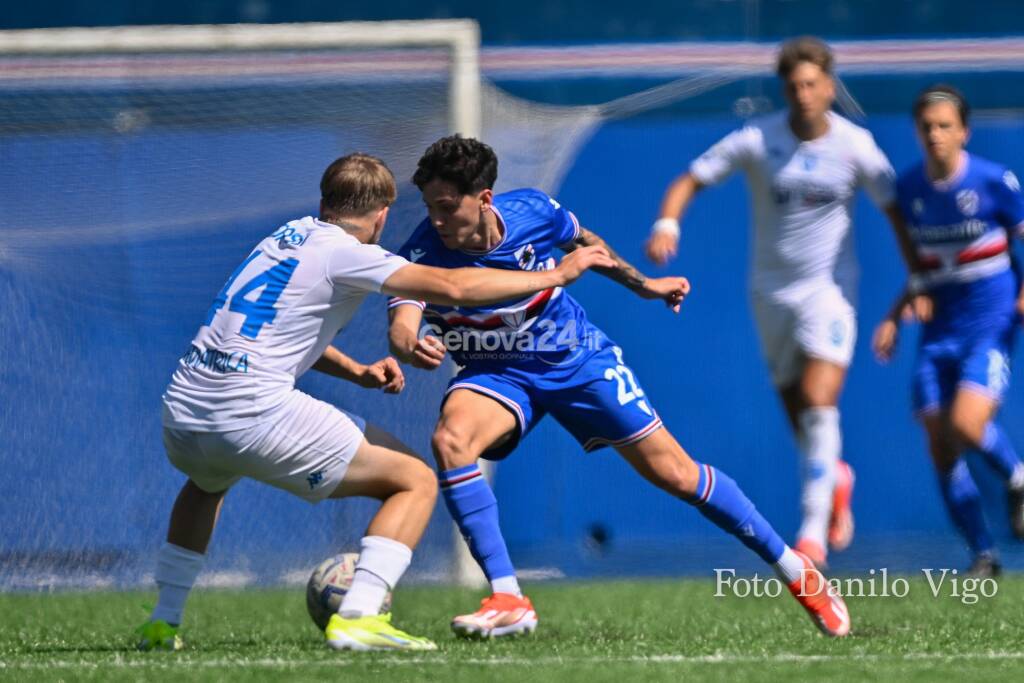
3, 576, 1024, 681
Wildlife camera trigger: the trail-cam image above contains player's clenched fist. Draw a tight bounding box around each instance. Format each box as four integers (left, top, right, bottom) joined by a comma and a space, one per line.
412, 335, 447, 370
640, 276, 691, 313
358, 357, 405, 393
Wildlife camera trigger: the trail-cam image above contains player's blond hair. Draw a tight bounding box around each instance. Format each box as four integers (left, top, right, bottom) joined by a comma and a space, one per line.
319, 153, 397, 220
776, 36, 834, 78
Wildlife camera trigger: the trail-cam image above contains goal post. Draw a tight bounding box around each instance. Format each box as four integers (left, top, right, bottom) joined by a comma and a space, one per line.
0, 20, 490, 589
0, 20, 481, 138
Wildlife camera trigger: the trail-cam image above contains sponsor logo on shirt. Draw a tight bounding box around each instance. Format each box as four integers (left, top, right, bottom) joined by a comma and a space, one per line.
409, 248, 426, 262
771, 179, 839, 207
910, 219, 987, 243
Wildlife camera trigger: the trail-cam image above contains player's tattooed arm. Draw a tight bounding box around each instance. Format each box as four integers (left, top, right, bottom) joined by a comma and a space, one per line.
562, 227, 691, 312
563, 227, 648, 292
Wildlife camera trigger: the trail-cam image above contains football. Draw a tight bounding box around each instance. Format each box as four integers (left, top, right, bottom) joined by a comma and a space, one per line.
305, 553, 392, 629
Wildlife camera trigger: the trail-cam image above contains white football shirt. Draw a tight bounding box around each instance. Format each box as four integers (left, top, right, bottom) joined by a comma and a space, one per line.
162, 216, 409, 431
690, 110, 895, 299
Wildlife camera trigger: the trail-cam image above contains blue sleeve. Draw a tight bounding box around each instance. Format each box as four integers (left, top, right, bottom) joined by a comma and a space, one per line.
991, 168, 1024, 233
540, 192, 581, 246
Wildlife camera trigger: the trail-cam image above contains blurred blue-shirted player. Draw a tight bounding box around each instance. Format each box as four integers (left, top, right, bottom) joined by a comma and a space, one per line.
389, 136, 851, 640
874, 85, 1024, 576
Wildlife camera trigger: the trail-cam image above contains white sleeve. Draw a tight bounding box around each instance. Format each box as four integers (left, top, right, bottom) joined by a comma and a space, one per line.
326, 244, 410, 292
689, 126, 761, 186
855, 132, 897, 208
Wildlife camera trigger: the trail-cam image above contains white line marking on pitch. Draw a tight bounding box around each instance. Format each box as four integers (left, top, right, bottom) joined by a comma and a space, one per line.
4, 652, 1024, 669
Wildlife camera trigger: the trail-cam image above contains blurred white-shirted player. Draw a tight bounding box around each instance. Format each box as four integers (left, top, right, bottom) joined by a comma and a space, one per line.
646, 37, 910, 567
135, 153, 613, 653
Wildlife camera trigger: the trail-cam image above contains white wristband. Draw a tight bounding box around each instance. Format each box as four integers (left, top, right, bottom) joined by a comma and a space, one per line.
651, 217, 680, 238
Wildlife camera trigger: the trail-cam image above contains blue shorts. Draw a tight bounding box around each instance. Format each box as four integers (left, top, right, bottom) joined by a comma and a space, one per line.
444, 334, 662, 460
913, 327, 1016, 414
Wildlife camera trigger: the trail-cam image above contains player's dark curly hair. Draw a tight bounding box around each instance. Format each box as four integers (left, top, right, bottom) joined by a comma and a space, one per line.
412, 135, 498, 194
913, 84, 970, 127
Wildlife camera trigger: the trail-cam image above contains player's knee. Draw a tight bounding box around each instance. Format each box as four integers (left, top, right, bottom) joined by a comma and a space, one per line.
408, 460, 439, 505
183, 479, 226, 503
431, 423, 473, 469
798, 383, 838, 408
949, 413, 986, 450
926, 434, 960, 473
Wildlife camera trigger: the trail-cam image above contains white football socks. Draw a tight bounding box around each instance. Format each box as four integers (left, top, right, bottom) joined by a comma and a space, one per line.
491, 575, 523, 597
796, 406, 841, 550
151, 542, 205, 626
773, 546, 808, 584
339, 536, 412, 618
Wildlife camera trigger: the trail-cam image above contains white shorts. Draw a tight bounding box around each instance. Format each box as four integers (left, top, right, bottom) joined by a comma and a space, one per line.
751, 284, 857, 388
162, 390, 365, 503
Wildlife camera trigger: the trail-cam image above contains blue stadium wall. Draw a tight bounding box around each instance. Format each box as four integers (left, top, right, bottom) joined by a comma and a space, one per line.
3, 68, 1024, 586
4, 0, 1024, 43
494, 108, 1024, 577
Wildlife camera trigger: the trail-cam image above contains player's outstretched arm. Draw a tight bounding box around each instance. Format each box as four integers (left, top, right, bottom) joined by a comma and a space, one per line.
646, 172, 704, 265
562, 227, 691, 313
388, 305, 446, 370
312, 345, 405, 393
381, 245, 615, 307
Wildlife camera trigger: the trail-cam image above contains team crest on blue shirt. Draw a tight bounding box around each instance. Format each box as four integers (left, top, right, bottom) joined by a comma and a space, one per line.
515, 243, 538, 270
912, 198, 924, 216
956, 189, 979, 216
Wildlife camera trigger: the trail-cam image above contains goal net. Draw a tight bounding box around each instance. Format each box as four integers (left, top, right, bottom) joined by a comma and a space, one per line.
0, 21, 492, 590
6, 23, 1023, 590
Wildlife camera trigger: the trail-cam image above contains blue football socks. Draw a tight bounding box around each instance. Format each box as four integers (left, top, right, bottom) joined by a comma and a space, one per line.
937, 460, 994, 556
689, 462, 786, 564
438, 464, 517, 585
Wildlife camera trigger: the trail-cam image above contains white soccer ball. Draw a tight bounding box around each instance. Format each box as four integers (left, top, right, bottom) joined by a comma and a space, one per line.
305, 553, 392, 630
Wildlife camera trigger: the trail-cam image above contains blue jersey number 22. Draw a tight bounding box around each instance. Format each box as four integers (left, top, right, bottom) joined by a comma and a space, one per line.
203, 250, 299, 339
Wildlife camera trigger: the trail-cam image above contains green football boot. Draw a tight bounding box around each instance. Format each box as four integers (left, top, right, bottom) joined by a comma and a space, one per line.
135, 619, 183, 652
325, 613, 436, 651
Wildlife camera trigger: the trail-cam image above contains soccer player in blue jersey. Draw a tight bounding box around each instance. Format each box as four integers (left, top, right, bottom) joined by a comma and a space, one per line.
135, 153, 615, 652
388, 135, 851, 639
873, 85, 1024, 577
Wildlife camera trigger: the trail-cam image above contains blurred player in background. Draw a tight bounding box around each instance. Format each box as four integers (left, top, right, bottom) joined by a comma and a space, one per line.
136, 153, 613, 652
389, 135, 851, 640
646, 36, 910, 568
873, 85, 1024, 577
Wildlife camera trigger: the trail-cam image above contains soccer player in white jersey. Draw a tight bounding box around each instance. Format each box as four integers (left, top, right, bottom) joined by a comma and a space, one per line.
646, 37, 910, 568
135, 153, 614, 652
